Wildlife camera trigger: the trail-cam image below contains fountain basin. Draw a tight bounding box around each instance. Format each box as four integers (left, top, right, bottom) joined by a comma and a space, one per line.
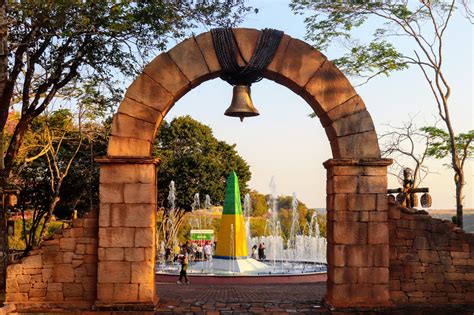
156, 260, 327, 284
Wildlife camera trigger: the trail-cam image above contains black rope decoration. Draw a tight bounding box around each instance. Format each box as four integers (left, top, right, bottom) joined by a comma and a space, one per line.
211, 28, 284, 86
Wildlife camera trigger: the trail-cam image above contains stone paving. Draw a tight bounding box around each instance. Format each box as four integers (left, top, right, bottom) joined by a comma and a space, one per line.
155, 282, 326, 313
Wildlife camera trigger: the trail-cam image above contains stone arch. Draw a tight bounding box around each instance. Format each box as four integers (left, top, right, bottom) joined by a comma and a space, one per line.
97, 28, 391, 310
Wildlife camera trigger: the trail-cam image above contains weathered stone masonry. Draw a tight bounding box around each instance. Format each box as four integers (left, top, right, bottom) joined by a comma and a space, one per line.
389, 201, 474, 306
5, 210, 98, 311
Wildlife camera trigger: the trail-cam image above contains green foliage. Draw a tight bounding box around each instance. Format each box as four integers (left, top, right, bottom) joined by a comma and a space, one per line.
290, 0, 455, 81
421, 127, 473, 162
250, 190, 268, 217
154, 116, 251, 211
249, 217, 267, 237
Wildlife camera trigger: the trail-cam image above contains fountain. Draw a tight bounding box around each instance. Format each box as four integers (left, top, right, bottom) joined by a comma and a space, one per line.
156, 173, 327, 284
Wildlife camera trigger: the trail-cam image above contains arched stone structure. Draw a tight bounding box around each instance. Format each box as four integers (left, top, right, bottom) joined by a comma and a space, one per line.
97, 28, 391, 309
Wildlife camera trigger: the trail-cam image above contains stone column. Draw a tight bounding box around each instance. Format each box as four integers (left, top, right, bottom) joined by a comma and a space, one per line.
324, 158, 392, 308
95, 157, 158, 311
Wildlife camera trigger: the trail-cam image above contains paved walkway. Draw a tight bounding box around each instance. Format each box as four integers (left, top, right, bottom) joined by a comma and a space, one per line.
155, 282, 326, 313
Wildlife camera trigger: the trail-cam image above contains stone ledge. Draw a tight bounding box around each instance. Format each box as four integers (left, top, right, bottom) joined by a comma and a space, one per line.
324, 158, 393, 168
93, 299, 158, 311
95, 156, 160, 165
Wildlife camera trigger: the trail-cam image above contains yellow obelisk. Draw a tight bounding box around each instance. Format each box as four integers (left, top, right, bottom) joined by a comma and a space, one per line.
214, 171, 248, 259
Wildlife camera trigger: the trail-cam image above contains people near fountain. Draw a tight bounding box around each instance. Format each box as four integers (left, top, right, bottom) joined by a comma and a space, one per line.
177, 245, 190, 285
258, 242, 266, 260
173, 243, 181, 262
203, 241, 212, 261
196, 243, 203, 260
251, 244, 258, 259
165, 246, 172, 262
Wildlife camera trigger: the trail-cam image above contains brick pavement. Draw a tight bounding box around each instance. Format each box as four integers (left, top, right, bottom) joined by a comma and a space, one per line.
155, 282, 326, 314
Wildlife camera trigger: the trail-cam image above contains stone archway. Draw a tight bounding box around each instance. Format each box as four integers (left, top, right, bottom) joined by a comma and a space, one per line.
97, 28, 391, 310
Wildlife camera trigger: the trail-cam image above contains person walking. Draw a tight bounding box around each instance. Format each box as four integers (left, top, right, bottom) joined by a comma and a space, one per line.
204, 241, 212, 261
177, 245, 190, 284
251, 244, 258, 259
258, 242, 266, 260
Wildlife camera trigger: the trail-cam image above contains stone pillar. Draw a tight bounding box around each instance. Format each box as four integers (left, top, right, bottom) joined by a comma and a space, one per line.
95, 157, 158, 311
324, 158, 392, 308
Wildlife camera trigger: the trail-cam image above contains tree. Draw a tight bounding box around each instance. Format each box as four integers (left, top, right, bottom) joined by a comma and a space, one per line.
380, 117, 437, 187
154, 115, 251, 211
291, 0, 472, 227
422, 126, 473, 222
153, 116, 251, 247
1, 1, 252, 182
250, 190, 268, 217
0, 0, 253, 291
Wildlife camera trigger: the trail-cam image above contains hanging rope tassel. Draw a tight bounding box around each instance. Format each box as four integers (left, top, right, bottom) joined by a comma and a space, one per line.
211, 28, 284, 86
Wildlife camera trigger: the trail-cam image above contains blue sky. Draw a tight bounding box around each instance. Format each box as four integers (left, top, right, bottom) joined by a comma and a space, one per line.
159, 0, 472, 209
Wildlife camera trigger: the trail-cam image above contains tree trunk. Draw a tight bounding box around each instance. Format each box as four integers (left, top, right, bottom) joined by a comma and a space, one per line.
455, 170, 464, 228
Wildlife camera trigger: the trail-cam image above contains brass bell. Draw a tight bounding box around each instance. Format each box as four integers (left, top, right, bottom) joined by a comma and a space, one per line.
224, 85, 260, 122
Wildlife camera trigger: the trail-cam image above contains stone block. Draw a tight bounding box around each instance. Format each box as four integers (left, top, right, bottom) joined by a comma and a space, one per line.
114, 283, 139, 302
143, 53, 190, 98
124, 74, 173, 114
29, 288, 46, 297
105, 248, 124, 261
413, 237, 430, 250
86, 244, 97, 255
6, 279, 18, 293
48, 283, 63, 291
194, 32, 221, 73
63, 283, 84, 297
111, 112, 156, 141
6, 293, 28, 302
42, 268, 53, 283
345, 245, 374, 267
43, 252, 62, 265
45, 291, 64, 301
330, 176, 358, 194
99, 227, 135, 248
16, 275, 31, 284
368, 222, 389, 245
75, 244, 86, 255
118, 97, 164, 126
358, 267, 388, 284
98, 261, 131, 284
424, 272, 445, 283
376, 194, 388, 210
331, 284, 351, 302
333, 267, 358, 284
107, 135, 152, 157
110, 204, 155, 228
22, 255, 42, 269
331, 245, 345, 267
131, 261, 154, 284
396, 229, 415, 239
328, 194, 347, 211
334, 211, 359, 222
305, 59, 356, 113
99, 183, 124, 204
327, 110, 374, 140
358, 176, 387, 194
370, 211, 388, 222
123, 183, 155, 204
100, 163, 156, 184
320, 95, 366, 127
138, 283, 155, 302
372, 284, 390, 303
59, 238, 76, 251
135, 228, 154, 247
418, 250, 440, 264
373, 245, 389, 267
350, 284, 373, 303
168, 37, 210, 85
333, 222, 367, 244
334, 131, 380, 159
97, 283, 114, 301
124, 248, 145, 262
279, 38, 326, 89
53, 264, 75, 283
347, 194, 376, 211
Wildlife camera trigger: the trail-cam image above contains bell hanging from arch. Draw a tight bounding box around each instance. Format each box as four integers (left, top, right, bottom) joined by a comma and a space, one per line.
224, 85, 260, 122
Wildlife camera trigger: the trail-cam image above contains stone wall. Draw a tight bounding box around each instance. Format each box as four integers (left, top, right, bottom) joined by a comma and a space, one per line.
5, 210, 98, 311
388, 201, 474, 306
